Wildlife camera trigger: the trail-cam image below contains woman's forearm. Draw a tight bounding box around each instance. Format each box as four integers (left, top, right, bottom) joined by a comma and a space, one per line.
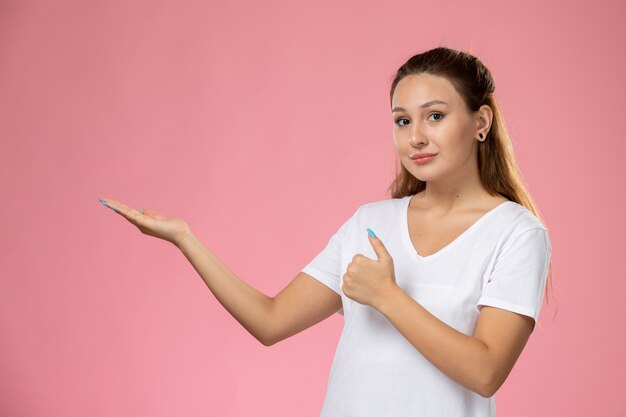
174, 230, 274, 346
376, 285, 493, 397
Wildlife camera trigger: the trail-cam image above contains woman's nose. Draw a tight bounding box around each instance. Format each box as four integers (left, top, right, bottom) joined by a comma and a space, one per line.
409, 124, 427, 146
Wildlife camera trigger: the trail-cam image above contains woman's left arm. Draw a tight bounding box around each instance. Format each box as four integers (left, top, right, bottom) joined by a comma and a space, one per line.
342, 231, 535, 398
376, 287, 534, 398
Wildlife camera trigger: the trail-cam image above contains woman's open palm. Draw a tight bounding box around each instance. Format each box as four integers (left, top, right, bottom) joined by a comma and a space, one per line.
99, 197, 190, 245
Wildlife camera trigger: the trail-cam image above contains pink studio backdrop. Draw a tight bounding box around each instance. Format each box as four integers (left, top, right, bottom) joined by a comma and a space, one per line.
1, 0, 624, 416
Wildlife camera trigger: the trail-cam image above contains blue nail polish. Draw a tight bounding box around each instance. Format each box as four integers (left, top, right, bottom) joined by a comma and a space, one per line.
99, 198, 119, 213
367, 228, 376, 238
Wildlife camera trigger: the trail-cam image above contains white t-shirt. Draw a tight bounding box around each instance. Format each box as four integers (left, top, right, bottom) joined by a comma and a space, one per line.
301, 195, 552, 417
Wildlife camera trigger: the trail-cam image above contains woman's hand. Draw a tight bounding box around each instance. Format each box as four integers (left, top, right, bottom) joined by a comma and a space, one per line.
99, 197, 191, 246
342, 229, 399, 310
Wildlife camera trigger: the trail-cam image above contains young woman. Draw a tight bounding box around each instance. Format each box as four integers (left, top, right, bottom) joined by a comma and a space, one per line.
99, 46, 553, 416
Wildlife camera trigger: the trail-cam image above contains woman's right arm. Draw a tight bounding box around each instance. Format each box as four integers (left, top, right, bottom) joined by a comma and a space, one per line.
175, 230, 342, 346
99, 197, 342, 346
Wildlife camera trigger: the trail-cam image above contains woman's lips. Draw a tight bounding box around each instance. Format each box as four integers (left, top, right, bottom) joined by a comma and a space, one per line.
411, 154, 436, 164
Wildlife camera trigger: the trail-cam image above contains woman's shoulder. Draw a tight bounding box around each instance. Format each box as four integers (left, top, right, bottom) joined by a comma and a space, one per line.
334, 197, 409, 234
494, 199, 549, 234
353, 196, 410, 217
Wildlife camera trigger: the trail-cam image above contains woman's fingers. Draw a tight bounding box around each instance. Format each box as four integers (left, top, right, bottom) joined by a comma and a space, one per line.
99, 197, 149, 227
99, 197, 189, 244
98, 197, 120, 213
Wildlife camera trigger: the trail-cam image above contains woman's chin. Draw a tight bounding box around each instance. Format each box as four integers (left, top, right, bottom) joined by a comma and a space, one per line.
402, 162, 439, 182
408, 170, 433, 182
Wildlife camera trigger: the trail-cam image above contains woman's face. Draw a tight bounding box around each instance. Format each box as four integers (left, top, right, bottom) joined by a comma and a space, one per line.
391, 73, 482, 185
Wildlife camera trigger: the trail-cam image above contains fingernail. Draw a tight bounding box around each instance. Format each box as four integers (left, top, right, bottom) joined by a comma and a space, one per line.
367, 228, 376, 238
99, 197, 120, 213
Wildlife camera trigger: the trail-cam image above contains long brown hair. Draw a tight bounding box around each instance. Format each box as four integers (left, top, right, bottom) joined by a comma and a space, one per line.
387, 46, 556, 311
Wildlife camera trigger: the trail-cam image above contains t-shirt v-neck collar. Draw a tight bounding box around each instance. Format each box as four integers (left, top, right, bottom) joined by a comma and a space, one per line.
400, 194, 514, 262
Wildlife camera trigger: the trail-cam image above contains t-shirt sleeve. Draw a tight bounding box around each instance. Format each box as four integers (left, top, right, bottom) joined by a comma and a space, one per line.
477, 227, 552, 330
301, 208, 359, 298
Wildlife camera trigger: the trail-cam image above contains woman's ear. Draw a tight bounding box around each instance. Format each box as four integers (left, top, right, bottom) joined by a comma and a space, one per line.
476, 104, 493, 140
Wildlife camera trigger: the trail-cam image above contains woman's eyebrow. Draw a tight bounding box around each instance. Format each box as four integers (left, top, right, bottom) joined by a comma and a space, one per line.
391, 100, 449, 113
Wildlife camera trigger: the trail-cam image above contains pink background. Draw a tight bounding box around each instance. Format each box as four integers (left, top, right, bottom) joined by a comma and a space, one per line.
1, 0, 624, 415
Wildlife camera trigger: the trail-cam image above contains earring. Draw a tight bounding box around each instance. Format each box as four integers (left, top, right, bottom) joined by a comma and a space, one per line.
477, 133, 484, 141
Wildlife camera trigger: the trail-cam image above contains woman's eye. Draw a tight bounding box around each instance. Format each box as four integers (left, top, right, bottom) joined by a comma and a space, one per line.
395, 118, 410, 126
428, 113, 444, 121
